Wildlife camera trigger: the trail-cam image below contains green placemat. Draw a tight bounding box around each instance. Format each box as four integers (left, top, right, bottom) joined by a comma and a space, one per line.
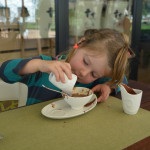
0, 96, 150, 150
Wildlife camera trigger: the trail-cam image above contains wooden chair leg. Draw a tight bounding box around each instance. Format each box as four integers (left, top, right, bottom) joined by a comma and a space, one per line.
37, 39, 42, 55
49, 38, 55, 56
21, 35, 24, 58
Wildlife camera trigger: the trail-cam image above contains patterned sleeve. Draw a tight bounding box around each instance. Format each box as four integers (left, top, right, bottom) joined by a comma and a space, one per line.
0, 55, 53, 85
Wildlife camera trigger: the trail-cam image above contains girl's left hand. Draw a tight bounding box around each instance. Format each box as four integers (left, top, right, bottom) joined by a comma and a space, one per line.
91, 84, 112, 102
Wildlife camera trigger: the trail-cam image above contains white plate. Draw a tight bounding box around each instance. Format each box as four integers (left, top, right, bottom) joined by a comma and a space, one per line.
41, 94, 97, 119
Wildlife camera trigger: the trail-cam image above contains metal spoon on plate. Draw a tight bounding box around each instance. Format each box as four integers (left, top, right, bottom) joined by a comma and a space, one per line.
42, 85, 69, 96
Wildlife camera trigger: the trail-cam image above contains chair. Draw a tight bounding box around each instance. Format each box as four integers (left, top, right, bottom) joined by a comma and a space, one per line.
0, 80, 28, 109
69, 0, 103, 41
101, 1, 128, 32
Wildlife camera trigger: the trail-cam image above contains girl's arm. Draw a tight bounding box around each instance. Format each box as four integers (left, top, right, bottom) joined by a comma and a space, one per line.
19, 59, 43, 75
0, 55, 70, 84
19, 59, 72, 83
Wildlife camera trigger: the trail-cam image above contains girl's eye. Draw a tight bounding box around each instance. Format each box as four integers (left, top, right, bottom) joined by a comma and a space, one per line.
83, 58, 88, 65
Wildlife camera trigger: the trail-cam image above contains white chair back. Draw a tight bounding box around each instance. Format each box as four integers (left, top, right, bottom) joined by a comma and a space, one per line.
0, 80, 28, 107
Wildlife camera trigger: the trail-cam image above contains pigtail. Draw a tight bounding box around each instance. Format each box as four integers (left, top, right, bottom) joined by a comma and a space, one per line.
110, 33, 129, 87
111, 46, 128, 87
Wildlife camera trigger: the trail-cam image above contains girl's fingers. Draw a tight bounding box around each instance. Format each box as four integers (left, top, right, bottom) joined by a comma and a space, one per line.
97, 95, 103, 102
59, 70, 66, 83
64, 69, 72, 80
55, 63, 72, 83
98, 92, 109, 102
52, 69, 60, 82
53, 66, 65, 83
91, 85, 101, 92
47, 61, 73, 83
60, 63, 72, 80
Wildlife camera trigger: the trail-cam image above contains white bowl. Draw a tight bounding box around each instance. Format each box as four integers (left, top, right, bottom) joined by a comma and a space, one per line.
49, 73, 77, 96
64, 87, 93, 110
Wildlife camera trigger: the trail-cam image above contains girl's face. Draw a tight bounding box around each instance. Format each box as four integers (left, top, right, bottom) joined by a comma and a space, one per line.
69, 49, 112, 84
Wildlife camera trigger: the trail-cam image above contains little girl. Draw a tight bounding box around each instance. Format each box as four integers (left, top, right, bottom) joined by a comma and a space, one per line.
0, 28, 134, 105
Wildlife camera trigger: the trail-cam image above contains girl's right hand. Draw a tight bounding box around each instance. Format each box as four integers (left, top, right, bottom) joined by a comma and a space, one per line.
91, 83, 111, 102
39, 60, 72, 83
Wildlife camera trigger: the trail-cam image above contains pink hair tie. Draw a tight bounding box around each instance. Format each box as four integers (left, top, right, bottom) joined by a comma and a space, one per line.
128, 51, 130, 55
73, 43, 79, 49
55, 55, 61, 60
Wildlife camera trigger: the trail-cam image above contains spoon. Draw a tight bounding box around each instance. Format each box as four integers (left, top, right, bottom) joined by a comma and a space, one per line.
42, 85, 69, 96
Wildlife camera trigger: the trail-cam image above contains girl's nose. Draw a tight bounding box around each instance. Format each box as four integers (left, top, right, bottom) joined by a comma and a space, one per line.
79, 69, 90, 77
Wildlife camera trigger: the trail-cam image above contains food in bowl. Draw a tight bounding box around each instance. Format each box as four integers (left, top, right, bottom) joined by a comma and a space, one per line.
64, 87, 93, 110
72, 93, 88, 97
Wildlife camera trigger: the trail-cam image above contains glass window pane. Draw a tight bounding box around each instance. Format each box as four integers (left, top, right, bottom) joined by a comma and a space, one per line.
138, 0, 150, 84
0, 0, 56, 64
69, 0, 133, 45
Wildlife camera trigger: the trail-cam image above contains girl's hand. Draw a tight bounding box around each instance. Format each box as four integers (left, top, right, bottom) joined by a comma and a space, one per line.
39, 60, 72, 83
91, 84, 112, 102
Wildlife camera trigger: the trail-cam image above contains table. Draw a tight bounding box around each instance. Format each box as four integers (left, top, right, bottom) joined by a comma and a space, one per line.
0, 96, 150, 150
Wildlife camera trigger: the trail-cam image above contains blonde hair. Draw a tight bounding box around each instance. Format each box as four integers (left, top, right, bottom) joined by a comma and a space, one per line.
66, 29, 134, 87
